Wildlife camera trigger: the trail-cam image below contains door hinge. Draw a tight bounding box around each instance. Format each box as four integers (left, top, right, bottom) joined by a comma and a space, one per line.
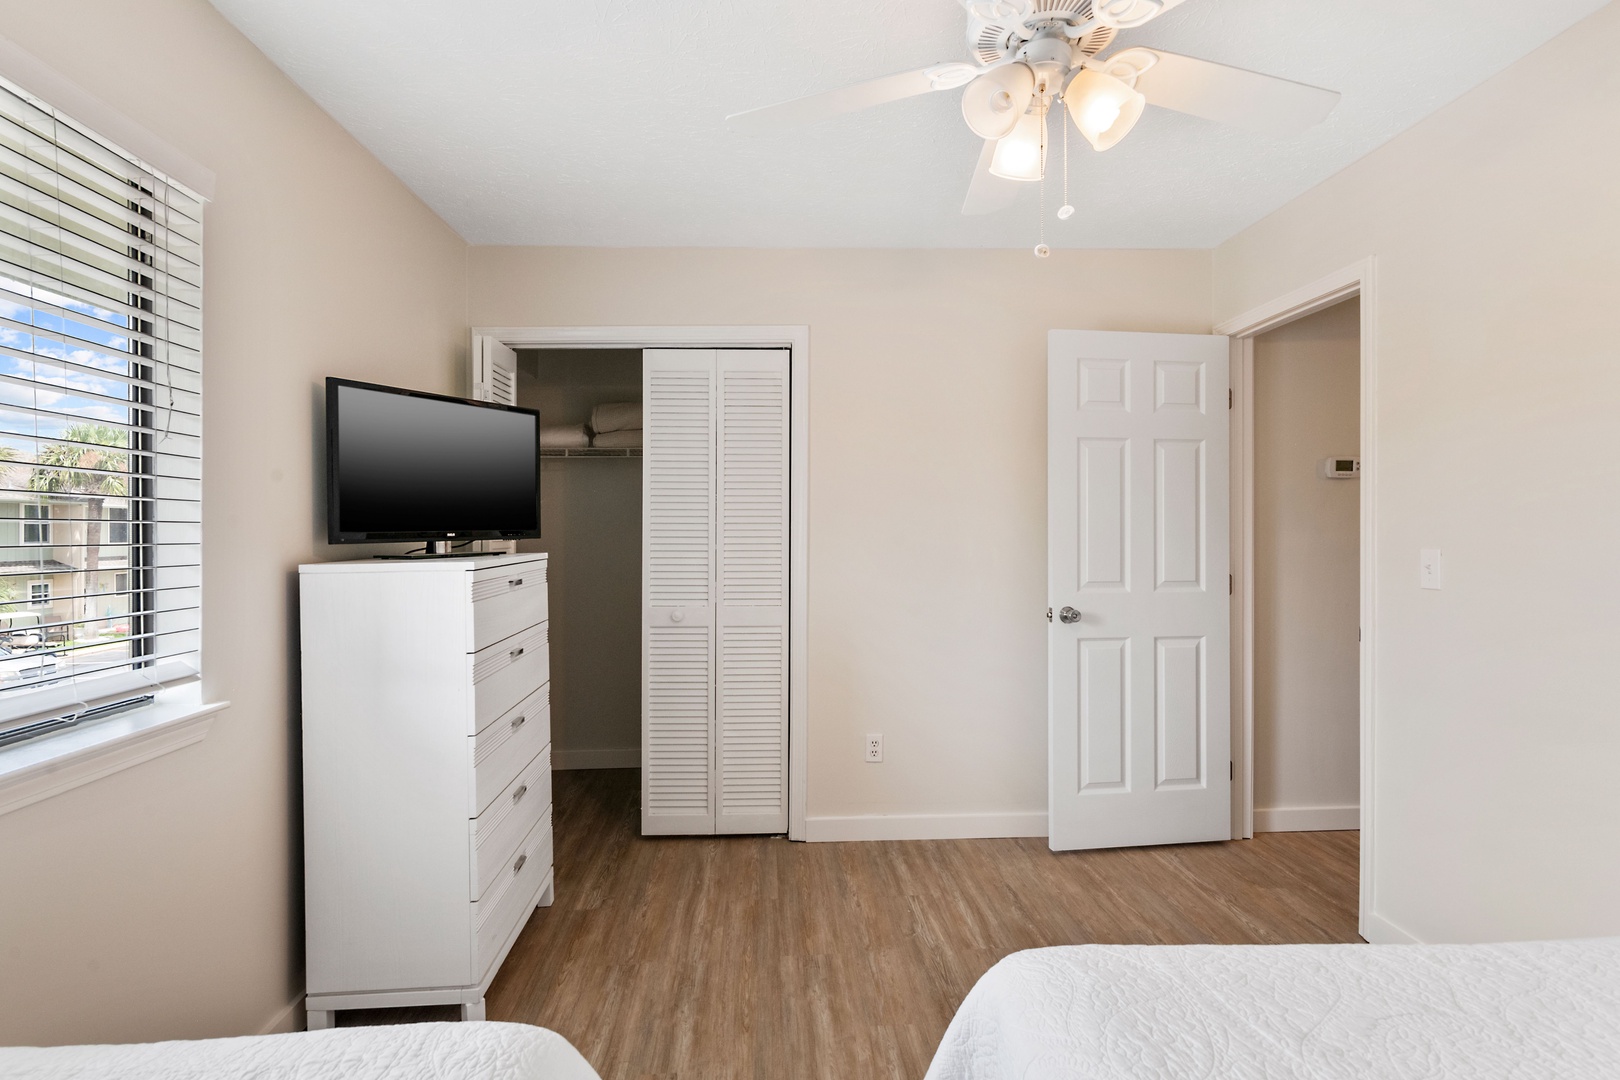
1229, 573, 1233, 596
1228, 388, 1233, 410
1230, 761, 1234, 780
1046, 607, 1053, 623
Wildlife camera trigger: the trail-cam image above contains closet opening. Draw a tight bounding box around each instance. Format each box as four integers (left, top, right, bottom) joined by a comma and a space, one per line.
482, 328, 808, 842
514, 348, 644, 781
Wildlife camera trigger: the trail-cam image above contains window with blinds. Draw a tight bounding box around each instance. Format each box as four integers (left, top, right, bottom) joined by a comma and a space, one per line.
0, 75, 203, 745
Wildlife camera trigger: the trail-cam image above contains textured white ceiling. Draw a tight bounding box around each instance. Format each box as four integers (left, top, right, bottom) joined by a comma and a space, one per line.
208, 0, 1608, 248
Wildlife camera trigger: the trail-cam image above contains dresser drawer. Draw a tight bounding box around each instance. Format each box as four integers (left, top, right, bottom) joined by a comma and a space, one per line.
471, 561, 548, 654
472, 622, 549, 733
474, 812, 552, 979
473, 684, 550, 816
472, 744, 551, 901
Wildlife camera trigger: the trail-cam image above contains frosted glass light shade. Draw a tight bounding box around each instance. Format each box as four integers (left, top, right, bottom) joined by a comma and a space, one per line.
989, 109, 1045, 182
1065, 68, 1146, 151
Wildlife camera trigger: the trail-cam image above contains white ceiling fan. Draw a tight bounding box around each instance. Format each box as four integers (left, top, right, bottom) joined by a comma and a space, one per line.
728, 0, 1341, 227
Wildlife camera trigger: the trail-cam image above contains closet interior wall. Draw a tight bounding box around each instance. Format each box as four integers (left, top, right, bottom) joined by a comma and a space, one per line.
515, 349, 643, 769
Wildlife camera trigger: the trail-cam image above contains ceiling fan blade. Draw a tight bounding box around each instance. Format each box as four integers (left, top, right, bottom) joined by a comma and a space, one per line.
727, 62, 978, 131
1091, 0, 1192, 29
1097, 47, 1340, 137
962, 139, 1020, 216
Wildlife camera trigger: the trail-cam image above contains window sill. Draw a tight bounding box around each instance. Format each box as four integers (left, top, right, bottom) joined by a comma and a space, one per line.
0, 693, 229, 818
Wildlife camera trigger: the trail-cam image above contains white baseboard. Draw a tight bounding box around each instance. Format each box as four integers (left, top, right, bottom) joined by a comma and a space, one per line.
805, 811, 1047, 842
1361, 910, 1422, 945
552, 747, 638, 770
1254, 805, 1360, 833
258, 994, 306, 1035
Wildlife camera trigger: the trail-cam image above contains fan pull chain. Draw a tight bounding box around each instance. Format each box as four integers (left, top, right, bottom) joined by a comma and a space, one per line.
1035, 100, 1050, 259
1058, 101, 1075, 221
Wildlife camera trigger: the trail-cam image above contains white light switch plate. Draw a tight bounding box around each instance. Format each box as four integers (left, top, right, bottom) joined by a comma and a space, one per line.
1420, 549, 1444, 590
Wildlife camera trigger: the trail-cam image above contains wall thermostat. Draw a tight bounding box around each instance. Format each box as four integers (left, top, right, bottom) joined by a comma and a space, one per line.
1322, 457, 1360, 479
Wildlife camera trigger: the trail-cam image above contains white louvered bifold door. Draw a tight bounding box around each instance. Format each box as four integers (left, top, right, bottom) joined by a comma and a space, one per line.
714, 351, 789, 834
642, 350, 718, 835
641, 349, 790, 837
471, 335, 518, 405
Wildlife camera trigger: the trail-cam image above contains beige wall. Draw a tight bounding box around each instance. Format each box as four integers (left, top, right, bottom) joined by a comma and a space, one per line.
470, 247, 1211, 825
1252, 299, 1359, 823
515, 350, 641, 767
1215, 5, 1620, 941
0, 0, 467, 1045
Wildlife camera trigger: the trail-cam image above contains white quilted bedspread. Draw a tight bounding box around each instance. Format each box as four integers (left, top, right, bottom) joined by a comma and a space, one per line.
0, 1020, 601, 1080
925, 939, 1620, 1080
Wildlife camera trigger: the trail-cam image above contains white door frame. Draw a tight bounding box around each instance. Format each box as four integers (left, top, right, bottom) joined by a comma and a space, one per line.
472, 325, 811, 842
1214, 260, 1377, 940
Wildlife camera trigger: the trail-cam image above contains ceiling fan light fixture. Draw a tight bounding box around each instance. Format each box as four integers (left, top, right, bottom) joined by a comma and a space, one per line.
988, 109, 1045, 181
962, 63, 1036, 140
1065, 68, 1146, 151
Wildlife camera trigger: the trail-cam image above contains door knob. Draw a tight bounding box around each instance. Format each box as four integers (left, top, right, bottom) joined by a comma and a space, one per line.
670, 610, 685, 623
1059, 606, 1082, 624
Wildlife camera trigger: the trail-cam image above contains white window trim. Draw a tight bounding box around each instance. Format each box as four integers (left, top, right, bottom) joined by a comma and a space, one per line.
21, 505, 50, 546
0, 38, 222, 796
27, 581, 49, 604
0, 688, 228, 817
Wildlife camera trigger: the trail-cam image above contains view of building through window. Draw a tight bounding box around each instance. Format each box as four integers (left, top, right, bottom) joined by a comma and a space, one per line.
0, 280, 145, 690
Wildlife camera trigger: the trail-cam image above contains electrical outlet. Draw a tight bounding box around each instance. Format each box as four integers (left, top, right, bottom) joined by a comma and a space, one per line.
864, 734, 883, 763
1420, 548, 1444, 590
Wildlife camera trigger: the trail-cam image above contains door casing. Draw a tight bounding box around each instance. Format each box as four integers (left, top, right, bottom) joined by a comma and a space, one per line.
1214, 258, 1383, 942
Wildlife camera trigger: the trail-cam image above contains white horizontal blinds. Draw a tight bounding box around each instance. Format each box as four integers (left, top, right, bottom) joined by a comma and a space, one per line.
715, 351, 789, 834
642, 350, 715, 831
0, 75, 203, 740
472, 336, 517, 406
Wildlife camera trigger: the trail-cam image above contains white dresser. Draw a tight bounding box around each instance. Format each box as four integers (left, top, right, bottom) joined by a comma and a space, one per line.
298, 553, 553, 1029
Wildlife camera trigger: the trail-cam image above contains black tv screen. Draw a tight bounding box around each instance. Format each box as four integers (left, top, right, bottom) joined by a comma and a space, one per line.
326, 378, 539, 543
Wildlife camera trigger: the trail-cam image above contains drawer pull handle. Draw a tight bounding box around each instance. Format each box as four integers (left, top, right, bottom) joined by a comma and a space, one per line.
511, 714, 527, 731
512, 784, 528, 805
510, 646, 525, 659
513, 853, 527, 875
509, 578, 524, 588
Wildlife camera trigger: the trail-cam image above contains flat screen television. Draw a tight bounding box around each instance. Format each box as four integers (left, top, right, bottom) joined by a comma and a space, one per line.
326, 377, 540, 545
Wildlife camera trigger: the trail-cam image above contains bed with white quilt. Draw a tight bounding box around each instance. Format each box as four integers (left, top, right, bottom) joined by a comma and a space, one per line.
925, 939, 1620, 1080
0, 1020, 601, 1080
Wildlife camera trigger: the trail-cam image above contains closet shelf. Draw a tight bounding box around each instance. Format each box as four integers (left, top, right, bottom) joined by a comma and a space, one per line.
539, 446, 642, 458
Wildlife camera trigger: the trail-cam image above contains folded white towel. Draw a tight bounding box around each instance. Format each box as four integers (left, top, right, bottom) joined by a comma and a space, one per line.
590, 401, 642, 434
591, 428, 642, 449
539, 423, 590, 448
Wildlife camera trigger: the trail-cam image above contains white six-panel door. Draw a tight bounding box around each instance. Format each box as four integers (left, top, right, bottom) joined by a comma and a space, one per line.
1048, 330, 1231, 851
643, 349, 789, 836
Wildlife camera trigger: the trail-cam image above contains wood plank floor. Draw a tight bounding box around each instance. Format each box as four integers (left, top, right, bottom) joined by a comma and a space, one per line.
345, 768, 1360, 1079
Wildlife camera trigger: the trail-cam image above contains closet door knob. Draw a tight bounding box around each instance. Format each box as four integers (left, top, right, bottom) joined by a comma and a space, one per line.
670, 610, 686, 624
509, 578, 524, 588
510, 646, 525, 659
512, 784, 528, 804
512, 853, 527, 875
1059, 606, 1083, 624
511, 715, 527, 731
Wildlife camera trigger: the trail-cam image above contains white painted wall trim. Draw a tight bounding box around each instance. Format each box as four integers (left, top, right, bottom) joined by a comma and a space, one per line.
1216, 257, 1379, 943
258, 995, 307, 1036
806, 811, 1047, 843
1254, 805, 1360, 833
1214, 262, 1368, 339
552, 747, 639, 770
0, 32, 215, 199
0, 697, 228, 818
475, 325, 811, 842
1362, 910, 1421, 945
